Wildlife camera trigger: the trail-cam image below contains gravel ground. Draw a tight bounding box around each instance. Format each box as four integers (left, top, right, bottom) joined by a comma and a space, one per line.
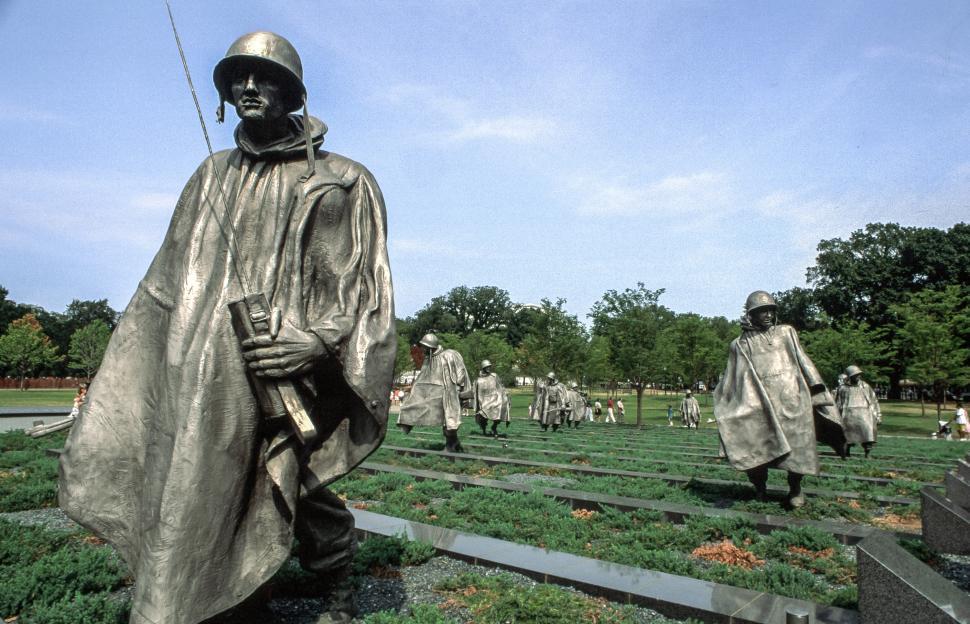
0, 507, 83, 532
936, 553, 970, 593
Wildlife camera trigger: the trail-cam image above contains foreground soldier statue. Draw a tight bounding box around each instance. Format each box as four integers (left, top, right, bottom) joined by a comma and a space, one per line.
680, 390, 701, 429
58, 32, 395, 624
835, 364, 881, 458
473, 359, 510, 436
398, 333, 471, 452
713, 291, 844, 508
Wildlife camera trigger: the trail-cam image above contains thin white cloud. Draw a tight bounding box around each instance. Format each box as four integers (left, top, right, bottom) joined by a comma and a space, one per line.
447, 115, 556, 143
390, 237, 482, 259
573, 171, 732, 218
130, 193, 179, 211
377, 82, 559, 145
864, 45, 970, 77
0, 103, 72, 124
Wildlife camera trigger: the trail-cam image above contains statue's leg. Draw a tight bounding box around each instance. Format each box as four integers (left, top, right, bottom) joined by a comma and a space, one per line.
862, 442, 873, 458
399, 424, 413, 434
444, 428, 464, 453
295, 487, 358, 624
787, 472, 805, 508
745, 465, 769, 501
490, 421, 499, 436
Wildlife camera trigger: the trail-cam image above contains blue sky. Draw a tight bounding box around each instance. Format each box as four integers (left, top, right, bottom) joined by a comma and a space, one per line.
1, 1, 968, 323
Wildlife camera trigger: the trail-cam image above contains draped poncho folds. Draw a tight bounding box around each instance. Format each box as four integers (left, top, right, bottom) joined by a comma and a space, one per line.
58, 115, 395, 624
397, 347, 470, 430
713, 324, 843, 475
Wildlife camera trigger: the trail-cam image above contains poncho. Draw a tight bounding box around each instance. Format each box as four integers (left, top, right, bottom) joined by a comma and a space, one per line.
473, 372, 508, 422
397, 347, 470, 430
58, 115, 395, 624
836, 380, 880, 445
713, 324, 842, 474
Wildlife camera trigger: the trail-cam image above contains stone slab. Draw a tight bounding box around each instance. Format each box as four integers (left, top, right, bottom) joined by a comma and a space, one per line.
945, 471, 970, 511
922, 486, 970, 555
382, 445, 920, 506
857, 533, 970, 623
360, 461, 898, 545
957, 460, 970, 483
351, 508, 858, 624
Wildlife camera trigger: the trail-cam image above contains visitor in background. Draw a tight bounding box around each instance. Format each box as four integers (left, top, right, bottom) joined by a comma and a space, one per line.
956, 403, 969, 441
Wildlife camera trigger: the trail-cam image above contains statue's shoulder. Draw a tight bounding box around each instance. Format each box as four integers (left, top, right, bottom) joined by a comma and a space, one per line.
316, 150, 376, 187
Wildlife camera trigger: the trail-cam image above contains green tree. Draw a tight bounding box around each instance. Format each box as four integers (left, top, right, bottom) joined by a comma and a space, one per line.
772, 287, 825, 332
799, 320, 890, 388
459, 330, 517, 386
656, 314, 725, 393
891, 286, 970, 418
589, 284, 673, 425
0, 314, 63, 390
807, 222, 970, 396
515, 299, 588, 386
68, 319, 112, 379
407, 286, 515, 340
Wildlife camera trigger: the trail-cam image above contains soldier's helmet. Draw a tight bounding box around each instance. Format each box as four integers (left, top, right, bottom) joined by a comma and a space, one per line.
213, 31, 306, 113
570, 382, 579, 389
685, 389, 692, 395
546, 371, 557, 381
418, 333, 439, 350
845, 364, 863, 378
745, 290, 777, 313
481, 359, 492, 370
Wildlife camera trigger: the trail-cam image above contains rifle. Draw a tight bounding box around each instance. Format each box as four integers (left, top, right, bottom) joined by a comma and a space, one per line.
164, 2, 317, 445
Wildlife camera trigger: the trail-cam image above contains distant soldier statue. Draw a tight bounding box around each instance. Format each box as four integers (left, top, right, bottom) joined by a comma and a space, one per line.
59, 31, 394, 624
473, 359, 510, 436
835, 365, 881, 458
398, 333, 471, 452
680, 390, 701, 429
713, 291, 845, 508
565, 382, 587, 428
536, 371, 568, 432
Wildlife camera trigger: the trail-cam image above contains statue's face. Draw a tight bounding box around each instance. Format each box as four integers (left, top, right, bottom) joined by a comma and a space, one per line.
849, 374, 861, 385
231, 70, 286, 124
750, 307, 775, 329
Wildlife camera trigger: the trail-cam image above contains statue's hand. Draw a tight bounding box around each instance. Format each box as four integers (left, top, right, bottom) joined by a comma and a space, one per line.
242, 321, 326, 378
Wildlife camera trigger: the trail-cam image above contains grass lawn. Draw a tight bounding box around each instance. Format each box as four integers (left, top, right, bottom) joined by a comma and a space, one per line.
2, 386, 950, 437
508, 387, 948, 437
0, 389, 75, 408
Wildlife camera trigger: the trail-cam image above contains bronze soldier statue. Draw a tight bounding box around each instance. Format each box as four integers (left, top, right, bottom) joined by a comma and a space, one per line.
397, 333, 472, 452
835, 364, 881, 458
473, 359, 510, 436
680, 389, 701, 429
713, 291, 844, 508
537, 371, 568, 432
59, 32, 395, 624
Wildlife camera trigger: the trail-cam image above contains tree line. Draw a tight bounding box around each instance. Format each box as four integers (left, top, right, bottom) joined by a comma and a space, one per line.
0, 287, 117, 389
2, 222, 967, 413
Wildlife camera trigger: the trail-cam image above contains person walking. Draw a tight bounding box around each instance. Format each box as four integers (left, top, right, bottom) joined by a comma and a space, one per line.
605, 397, 616, 423
616, 398, 625, 422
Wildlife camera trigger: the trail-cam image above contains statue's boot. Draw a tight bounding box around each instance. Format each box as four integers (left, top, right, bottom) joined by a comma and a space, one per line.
541, 424, 548, 432
787, 472, 805, 508
490, 421, 499, 436
399, 424, 413, 435
863, 443, 873, 458
745, 465, 769, 501
845, 444, 852, 457
316, 585, 356, 624
552, 424, 560, 432
444, 429, 464, 453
